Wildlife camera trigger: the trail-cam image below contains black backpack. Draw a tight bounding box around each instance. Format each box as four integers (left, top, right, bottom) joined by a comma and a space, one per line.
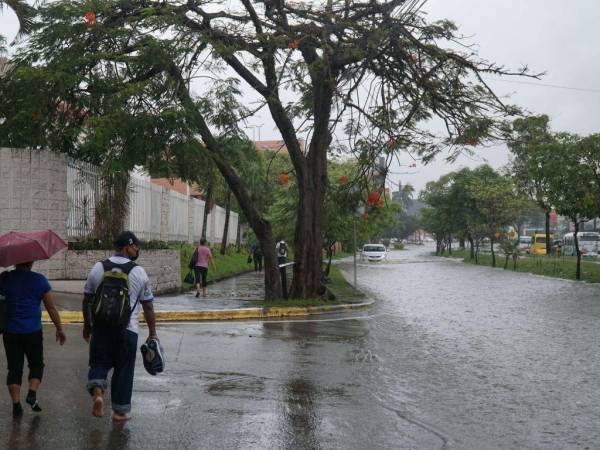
278, 242, 288, 257
91, 260, 137, 328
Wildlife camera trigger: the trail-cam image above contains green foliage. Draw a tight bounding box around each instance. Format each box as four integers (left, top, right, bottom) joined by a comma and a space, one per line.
420, 165, 528, 261
69, 238, 171, 250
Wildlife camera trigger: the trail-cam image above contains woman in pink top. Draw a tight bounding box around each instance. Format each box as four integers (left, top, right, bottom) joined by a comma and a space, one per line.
194, 238, 217, 298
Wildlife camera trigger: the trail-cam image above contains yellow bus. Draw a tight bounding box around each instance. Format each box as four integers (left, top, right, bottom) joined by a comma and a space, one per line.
530, 233, 553, 255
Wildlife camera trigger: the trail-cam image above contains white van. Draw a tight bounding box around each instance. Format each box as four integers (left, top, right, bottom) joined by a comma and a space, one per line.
563, 232, 600, 257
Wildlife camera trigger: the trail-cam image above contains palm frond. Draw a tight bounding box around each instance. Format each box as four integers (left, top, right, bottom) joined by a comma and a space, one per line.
3, 0, 36, 36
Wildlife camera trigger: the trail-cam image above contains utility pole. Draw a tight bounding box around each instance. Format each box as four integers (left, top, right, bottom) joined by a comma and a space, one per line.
353, 218, 357, 288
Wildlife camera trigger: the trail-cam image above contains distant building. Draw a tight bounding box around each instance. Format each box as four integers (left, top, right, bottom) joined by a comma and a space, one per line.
254, 139, 305, 154
150, 178, 203, 198
0, 57, 10, 76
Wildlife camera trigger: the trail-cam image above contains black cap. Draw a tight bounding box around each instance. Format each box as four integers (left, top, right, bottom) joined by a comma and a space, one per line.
113, 231, 140, 249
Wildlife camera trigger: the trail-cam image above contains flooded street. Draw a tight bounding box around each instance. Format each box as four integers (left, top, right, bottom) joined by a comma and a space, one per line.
2, 245, 600, 449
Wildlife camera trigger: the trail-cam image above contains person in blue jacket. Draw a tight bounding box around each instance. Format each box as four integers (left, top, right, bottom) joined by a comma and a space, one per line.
0, 262, 66, 419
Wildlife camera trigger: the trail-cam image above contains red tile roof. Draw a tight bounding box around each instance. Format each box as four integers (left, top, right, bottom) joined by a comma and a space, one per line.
150, 178, 203, 197
254, 139, 305, 154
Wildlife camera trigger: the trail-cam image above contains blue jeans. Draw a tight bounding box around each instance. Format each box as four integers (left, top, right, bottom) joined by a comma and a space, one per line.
87, 328, 138, 414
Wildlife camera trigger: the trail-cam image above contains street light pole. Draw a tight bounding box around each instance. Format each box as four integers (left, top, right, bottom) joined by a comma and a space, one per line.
353, 217, 357, 288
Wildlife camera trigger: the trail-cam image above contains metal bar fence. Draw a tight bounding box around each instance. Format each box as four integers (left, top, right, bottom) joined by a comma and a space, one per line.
168, 189, 189, 242
67, 160, 238, 244
191, 197, 205, 243
127, 177, 162, 241
66, 159, 101, 239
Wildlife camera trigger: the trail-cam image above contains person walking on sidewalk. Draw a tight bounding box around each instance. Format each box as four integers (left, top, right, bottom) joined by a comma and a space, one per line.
82, 231, 158, 422
0, 262, 66, 419
192, 238, 216, 298
250, 242, 263, 273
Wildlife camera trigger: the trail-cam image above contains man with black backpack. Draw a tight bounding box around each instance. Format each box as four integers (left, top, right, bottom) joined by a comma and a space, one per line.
82, 231, 158, 422
276, 239, 288, 265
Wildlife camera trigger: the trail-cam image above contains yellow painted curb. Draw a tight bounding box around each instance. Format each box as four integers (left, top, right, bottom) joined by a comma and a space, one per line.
42, 300, 374, 324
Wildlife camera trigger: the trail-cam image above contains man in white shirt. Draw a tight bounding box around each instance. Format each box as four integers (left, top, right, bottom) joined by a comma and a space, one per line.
276, 240, 288, 265
82, 231, 157, 421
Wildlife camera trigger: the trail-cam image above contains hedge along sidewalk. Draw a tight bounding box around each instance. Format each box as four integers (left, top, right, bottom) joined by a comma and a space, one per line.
43, 266, 373, 323
444, 249, 600, 283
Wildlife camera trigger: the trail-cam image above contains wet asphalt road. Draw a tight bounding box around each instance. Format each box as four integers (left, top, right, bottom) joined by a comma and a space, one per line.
1, 245, 600, 449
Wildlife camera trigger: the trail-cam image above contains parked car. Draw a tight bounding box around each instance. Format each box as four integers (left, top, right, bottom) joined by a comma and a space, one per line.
518, 236, 532, 253
361, 244, 387, 262
551, 239, 563, 254
531, 233, 553, 255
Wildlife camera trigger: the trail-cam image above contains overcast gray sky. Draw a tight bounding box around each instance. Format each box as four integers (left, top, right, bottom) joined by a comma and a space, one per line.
399, 0, 600, 193
2, 1, 599, 192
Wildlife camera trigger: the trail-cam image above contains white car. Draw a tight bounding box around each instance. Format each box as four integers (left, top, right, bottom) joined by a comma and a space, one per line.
518, 236, 532, 253
361, 244, 387, 262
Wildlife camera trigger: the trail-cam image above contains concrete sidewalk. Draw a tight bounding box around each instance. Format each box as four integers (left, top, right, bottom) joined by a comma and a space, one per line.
49, 270, 373, 322
52, 271, 265, 312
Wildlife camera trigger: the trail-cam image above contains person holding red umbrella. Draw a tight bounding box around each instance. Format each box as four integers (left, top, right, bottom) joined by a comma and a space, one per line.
0, 261, 66, 419
0, 229, 67, 419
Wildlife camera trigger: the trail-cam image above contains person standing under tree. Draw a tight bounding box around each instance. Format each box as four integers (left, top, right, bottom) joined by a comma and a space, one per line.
0, 262, 66, 419
82, 231, 158, 422
250, 242, 263, 273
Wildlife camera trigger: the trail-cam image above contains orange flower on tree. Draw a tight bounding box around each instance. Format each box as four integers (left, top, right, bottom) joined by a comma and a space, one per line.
367, 191, 380, 206
378, 199, 385, 207
338, 175, 348, 185
279, 173, 290, 185
84, 11, 96, 27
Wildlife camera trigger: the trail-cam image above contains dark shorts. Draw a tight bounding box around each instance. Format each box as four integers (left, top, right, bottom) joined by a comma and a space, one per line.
194, 266, 208, 287
2, 330, 44, 385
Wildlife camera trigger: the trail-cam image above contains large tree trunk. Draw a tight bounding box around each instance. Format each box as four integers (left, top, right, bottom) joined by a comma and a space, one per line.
220, 190, 232, 255
201, 183, 213, 241
545, 210, 551, 254
574, 220, 581, 280
289, 151, 328, 298
235, 216, 242, 253
468, 234, 475, 259
288, 65, 334, 299
94, 171, 130, 242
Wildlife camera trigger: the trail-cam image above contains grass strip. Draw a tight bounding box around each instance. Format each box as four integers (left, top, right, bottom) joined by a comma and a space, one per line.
446, 249, 600, 283
248, 265, 365, 308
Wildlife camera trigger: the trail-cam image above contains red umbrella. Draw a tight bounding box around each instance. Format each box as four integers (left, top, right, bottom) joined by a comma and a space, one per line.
0, 230, 67, 267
